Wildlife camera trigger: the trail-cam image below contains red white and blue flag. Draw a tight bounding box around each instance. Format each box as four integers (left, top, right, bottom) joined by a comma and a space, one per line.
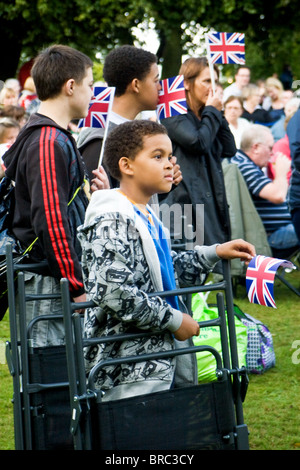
205, 32, 245, 65
157, 75, 187, 120
78, 86, 115, 128
246, 255, 294, 308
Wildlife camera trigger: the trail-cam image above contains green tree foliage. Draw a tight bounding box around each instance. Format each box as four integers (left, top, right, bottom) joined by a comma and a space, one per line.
1, 0, 300, 85
0, 0, 141, 78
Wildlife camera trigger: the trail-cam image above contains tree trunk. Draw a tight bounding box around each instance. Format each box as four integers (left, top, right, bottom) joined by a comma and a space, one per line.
0, 18, 24, 80
158, 27, 183, 78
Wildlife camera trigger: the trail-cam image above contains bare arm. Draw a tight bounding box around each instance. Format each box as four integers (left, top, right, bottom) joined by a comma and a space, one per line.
259, 153, 290, 203
216, 239, 256, 263
173, 313, 200, 341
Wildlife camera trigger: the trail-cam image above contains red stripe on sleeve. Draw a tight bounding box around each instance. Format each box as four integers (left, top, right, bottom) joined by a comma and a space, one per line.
39, 127, 83, 290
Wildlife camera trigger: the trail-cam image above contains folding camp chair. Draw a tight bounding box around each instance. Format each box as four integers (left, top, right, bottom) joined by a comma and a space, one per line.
5, 244, 74, 450
60, 259, 250, 451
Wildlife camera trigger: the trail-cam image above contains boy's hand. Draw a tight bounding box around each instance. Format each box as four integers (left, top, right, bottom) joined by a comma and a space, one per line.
73, 292, 87, 314
170, 156, 182, 186
91, 166, 110, 191
216, 239, 256, 263
173, 313, 200, 341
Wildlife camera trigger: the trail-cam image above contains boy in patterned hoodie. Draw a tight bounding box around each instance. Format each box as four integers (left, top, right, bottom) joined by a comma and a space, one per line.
78, 119, 255, 401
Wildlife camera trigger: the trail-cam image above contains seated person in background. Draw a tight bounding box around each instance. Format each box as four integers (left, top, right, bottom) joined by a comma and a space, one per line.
268, 98, 300, 182
78, 119, 255, 401
0, 117, 21, 178
224, 95, 251, 148
270, 97, 300, 143
282, 89, 294, 105
0, 86, 19, 108
286, 108, 300, 246
231, 124, 299, 256
256, 79, 267, 107
241, 84, 277, 125
0, 104, 28, 128
264, 77, 285, 122
0, 117, 20, 145
4, 78, 21, 98
222, 66, 251, 103
18, 76, 38, 111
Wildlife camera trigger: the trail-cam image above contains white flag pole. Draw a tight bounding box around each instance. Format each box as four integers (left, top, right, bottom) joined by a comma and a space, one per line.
98, 87, 116, 168
205, 33, 216, 95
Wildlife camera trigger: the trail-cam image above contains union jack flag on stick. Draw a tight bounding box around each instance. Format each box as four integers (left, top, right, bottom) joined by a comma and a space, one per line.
78, 86, 115, 167
78, 86, 115, 129
205, 32, 245, 65
246, 255, 294, 308
156, 75, 187, 120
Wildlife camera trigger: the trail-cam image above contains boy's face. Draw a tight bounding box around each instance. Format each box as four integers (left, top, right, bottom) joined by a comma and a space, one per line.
71, 67, 94, 119
127, 133, 174, 198
137, 63, 161, 111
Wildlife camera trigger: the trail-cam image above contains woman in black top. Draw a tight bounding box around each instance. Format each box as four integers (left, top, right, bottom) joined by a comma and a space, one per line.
160, 57, 235, 259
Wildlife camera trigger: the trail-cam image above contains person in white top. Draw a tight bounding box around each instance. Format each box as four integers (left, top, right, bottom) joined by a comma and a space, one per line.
224, 96, 250, 148
223, 66, 251, 103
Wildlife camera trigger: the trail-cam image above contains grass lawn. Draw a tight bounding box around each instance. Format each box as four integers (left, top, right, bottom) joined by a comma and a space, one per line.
0, 309, 14, 450
232, 270, 300, 450
0, 264, 299, 450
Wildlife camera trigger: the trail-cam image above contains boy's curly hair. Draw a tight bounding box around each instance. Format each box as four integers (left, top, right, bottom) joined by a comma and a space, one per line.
103, 45, 157, 97
103, 120, 168, 181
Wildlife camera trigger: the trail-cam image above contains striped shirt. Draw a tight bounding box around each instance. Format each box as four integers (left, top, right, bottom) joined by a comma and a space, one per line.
231, 150, 292, 233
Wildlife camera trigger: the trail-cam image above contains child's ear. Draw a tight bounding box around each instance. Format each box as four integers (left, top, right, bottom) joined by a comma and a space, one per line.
119, 157, 134, 176
131, 78, 140, 94
64, 78, 75, 96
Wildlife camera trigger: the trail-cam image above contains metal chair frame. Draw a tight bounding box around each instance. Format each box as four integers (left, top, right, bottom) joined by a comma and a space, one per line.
5, 243, 249, 450
60, 258, 249, 450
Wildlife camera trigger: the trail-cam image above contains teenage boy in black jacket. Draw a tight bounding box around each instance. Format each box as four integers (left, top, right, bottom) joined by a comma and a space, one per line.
4, 44, 101, 346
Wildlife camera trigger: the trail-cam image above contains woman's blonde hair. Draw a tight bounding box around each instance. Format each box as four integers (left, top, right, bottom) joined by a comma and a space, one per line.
265, 77, 283, 94
241, 84, 260, 100
0, 87, 17, 105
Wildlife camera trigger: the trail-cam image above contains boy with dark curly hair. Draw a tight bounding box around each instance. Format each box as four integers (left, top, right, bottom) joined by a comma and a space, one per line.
76, 45, 184, 191
78, 119, 255, 401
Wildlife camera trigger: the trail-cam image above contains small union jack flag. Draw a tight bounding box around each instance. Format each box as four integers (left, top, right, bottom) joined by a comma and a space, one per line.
78, 86, 115, 128
246, 255, 294, 308
205, 32, 245, 65
156, 75, 187, 120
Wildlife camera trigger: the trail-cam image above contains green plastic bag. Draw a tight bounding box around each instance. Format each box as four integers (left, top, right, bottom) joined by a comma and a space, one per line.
192, 293, 248, 383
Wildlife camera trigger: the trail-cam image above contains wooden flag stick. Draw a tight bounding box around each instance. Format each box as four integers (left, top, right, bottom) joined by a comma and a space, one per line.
205, 33, 216, 95
98, 87, 116, 168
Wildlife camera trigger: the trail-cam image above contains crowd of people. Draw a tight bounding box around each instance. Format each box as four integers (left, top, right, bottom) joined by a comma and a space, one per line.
1, 43, 299, 401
